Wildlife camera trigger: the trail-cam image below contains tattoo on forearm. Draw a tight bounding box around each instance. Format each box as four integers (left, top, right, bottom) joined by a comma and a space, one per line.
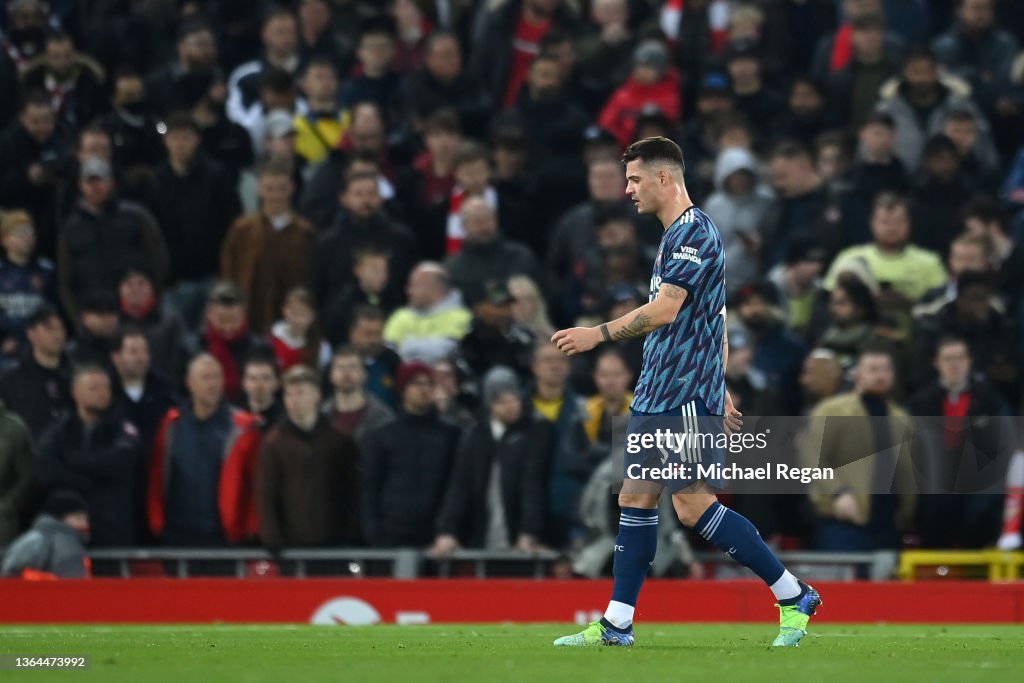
611, 312, 654, 341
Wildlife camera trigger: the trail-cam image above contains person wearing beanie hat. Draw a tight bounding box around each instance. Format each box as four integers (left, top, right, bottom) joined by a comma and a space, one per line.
1, 488, 90, 578
481, 365, 521, 407
430, 364, 547, 557
598, 38, 681, 147
395, 361, 434, 398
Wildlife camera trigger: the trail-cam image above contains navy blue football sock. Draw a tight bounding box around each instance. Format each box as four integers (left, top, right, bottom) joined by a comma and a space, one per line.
603, 507, 658, 628
695, 501, 789, 589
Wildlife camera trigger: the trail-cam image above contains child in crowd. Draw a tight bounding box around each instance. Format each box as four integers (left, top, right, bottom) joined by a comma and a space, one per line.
270, 287, 331, 372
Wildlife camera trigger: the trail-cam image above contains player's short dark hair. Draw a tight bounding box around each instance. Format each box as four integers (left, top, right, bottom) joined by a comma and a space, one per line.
621, 136, 685, 174
111, 324, 147, 353
349, 305, 385, 330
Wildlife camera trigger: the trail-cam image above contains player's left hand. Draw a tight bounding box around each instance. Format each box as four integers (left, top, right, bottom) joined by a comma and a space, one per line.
724, 391, 743, 435
551, 327, 601, 356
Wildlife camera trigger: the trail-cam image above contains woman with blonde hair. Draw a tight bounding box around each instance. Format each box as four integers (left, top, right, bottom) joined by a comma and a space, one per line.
508, 275, 554, 340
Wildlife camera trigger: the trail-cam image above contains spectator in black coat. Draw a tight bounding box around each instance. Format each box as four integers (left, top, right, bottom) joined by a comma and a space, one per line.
145, 20, 220, 115
0, 94, 63, 259
913, 271, 1021, 403
146, 113, 241, 327
430, 366, 548, 553
96, 70, 166, 199
908, 336, 1007, 548
845, 111, 910, 207
35, 364, 143, 547
21, 32, 106, 133
400, 31, 488, 135
446, 197, 542, 304
0, 306, 72, 437
361, 362, 461, 547
56, 157, 170, 321
458, 280, 536, 383
909, 134, 975, 257
762, 141, 868, 268
66, 292, 120, 372
118, 268, 190, 383
110, 326, 177, 453
311, 172, 418, 312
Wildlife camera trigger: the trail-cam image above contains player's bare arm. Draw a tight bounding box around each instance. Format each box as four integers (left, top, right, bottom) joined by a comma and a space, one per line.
551, 283, 687, 356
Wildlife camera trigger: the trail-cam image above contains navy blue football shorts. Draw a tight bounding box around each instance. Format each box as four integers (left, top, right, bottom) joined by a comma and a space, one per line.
623, 397, 726, 493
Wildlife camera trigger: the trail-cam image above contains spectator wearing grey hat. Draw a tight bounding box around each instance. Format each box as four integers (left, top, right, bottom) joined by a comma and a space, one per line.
430, 364, 549, 555
57, 155, 170, 321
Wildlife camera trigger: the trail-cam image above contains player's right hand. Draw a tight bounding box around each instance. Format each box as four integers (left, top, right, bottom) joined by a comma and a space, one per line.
551, 327, 600, 356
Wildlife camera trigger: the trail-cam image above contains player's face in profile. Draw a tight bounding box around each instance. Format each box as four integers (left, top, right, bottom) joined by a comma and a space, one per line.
624, 159, 659, 215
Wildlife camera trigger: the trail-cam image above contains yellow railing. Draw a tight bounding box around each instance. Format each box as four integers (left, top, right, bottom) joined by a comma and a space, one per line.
898, 550, 1024, 581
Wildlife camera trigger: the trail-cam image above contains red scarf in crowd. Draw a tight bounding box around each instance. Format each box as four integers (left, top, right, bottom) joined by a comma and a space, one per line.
204, 321, 249, 400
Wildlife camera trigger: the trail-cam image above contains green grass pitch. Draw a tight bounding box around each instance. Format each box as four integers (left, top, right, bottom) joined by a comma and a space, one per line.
1, 624, 1022, 682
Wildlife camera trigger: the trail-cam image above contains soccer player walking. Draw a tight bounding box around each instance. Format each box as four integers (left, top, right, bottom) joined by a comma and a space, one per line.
551, 137, 820, 647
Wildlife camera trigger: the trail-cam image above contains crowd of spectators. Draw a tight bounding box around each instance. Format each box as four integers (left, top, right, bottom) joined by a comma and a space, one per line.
3, 0, 1024, 577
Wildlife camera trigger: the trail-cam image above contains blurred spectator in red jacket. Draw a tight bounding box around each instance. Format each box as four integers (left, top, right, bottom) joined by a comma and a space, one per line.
598, 39, 681, 148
